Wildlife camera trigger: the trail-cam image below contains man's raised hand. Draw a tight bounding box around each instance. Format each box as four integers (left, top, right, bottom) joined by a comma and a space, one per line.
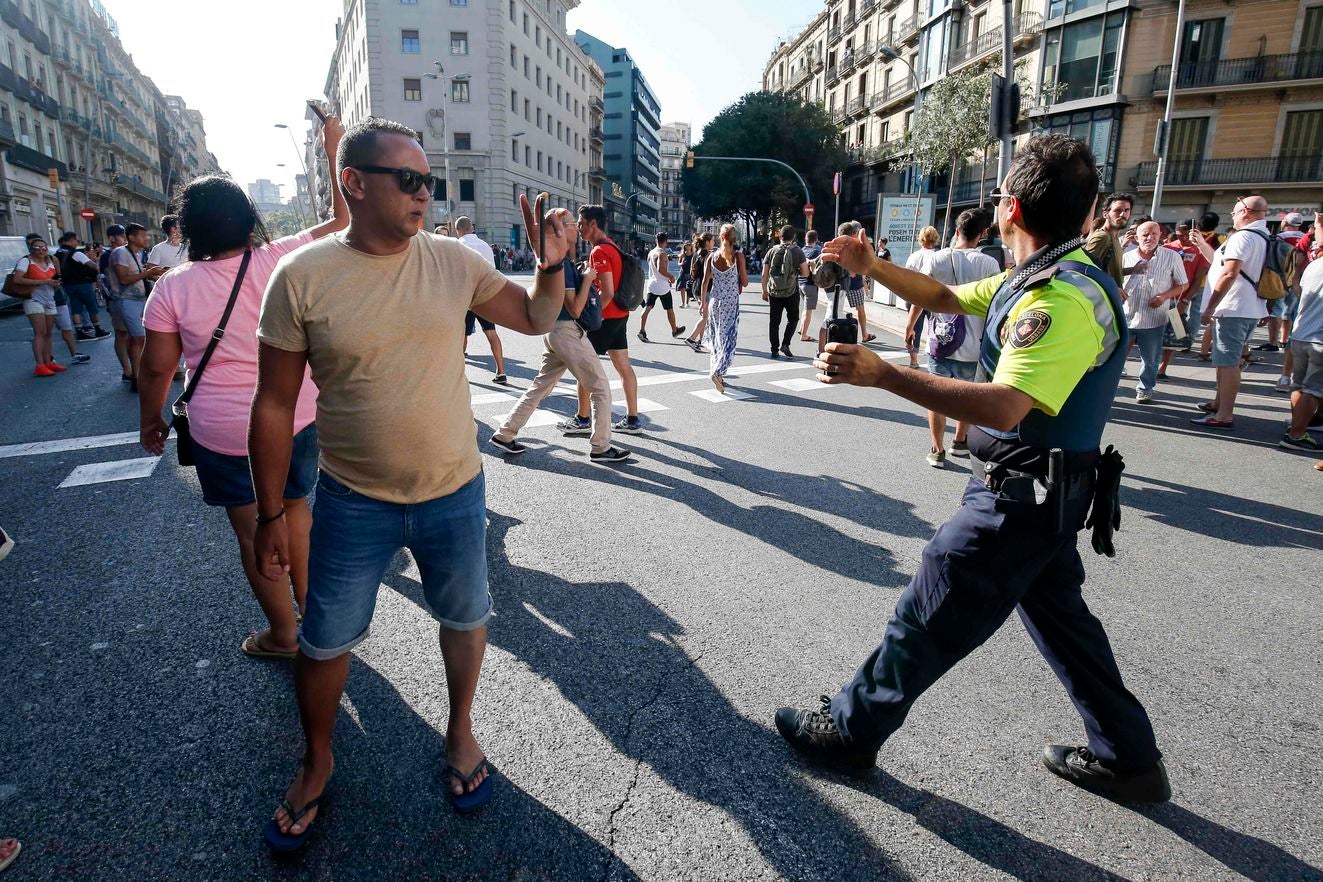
519, 192, 571, 269
820, 230, 874, 276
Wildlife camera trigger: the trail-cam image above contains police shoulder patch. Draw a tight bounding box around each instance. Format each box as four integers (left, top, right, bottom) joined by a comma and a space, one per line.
1009, 310, 1052, 348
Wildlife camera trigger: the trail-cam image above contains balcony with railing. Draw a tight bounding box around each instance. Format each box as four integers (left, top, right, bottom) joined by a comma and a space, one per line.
111, 131, 154, 167
847, 140, 905, 167
1134, 155, 1323, 188
790, 61, 813, 88
825, 64, 841, 86
114, 173, 166, 204
841, 48, 858, 73
5, 142, 68, 177
871, 78, 915, 112
0, 64, 61, 119
589, 126, 604, 142
589, 96, 604, 113
947, 12, 1042, 69
862, 0, 878, 13
843, 10, 857, 30
0, 117, 15, 148
60, 107, 92, 132
1152, 50, 1323, 93
846, 94, 867, 118
857, 41, 877, 63
832, 104, 848, 124
894, 14, 920, 44
828, 24, 841, 43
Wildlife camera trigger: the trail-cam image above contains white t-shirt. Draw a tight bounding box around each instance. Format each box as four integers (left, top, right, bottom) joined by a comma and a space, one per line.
1123, 246, 1187, 330
647, 247, 670, 295
905, 246, 940, 275
458, 232, 495, 267
1210, 220, 1269, 320
924, 247, 999, 362
148, 240, 188, 269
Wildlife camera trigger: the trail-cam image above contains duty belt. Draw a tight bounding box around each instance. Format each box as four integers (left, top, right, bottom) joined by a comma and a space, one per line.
973, 449, 1095, 535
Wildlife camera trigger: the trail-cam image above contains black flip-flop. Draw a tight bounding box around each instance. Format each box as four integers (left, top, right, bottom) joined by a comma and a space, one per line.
263, 792, 328, 852
447, 758, 496, 814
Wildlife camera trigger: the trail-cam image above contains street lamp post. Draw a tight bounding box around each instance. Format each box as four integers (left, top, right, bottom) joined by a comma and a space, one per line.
273, 123, 318, 219
425, 63, 469, 228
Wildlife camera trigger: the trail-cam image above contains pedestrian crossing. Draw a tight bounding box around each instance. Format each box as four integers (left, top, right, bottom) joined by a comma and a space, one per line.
5, 352, 911, 490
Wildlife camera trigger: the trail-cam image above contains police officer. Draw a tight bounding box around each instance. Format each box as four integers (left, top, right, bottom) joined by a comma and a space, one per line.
775, 135, 1170, 803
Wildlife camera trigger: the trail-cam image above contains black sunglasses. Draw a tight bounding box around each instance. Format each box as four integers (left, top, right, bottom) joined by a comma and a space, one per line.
351, 165, 441, 196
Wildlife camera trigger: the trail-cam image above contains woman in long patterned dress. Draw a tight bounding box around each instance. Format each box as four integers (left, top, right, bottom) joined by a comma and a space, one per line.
703, 223, 748, 392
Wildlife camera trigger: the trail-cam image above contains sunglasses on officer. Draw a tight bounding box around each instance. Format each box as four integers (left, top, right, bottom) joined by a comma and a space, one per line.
350, 165, 441, 197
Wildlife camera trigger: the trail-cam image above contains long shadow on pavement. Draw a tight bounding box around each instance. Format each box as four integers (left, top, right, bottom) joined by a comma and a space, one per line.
382, 512, 914, 881
1133, 802, 1322, 881
1120, 472, 1323, 548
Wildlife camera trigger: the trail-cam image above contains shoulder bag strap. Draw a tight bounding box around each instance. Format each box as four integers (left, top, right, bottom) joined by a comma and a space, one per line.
173, 250, 253, 412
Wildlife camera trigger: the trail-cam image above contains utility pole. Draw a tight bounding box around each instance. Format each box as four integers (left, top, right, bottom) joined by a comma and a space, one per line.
1150, 0, 1187, 219
425, 63, 469, 228
997, 0, 1015, 182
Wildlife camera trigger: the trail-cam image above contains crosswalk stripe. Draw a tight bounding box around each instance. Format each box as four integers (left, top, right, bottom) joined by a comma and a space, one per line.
58, 456, 161, 488
0, 431, 141, 459
769, 378, 837, 392
622, 398, 668, 413
690, 388, 755, 403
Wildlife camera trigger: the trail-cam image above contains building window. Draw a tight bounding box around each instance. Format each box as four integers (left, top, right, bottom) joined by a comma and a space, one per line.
511, 89, 517, 112
1042, 12, 1124, 103
1037, 107, 1121, 189
451, 80, 470, 102
510, 0, 516, 23
451, 0, 467, 5
510, 45, 517, 66
401, 30, 420, 53
450, 32, 468, 55
452, 132, 471, 151
400, 0, 417, 4
460, 179, 475, 201
512, 138, 519, 161
403, 78, 422, 101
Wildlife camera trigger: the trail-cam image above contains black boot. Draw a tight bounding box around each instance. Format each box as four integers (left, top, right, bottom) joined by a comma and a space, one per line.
774, 696, 877, 776
1042, 745, 1171, 803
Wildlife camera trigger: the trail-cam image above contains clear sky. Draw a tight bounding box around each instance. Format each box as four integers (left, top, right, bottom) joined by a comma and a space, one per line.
102, 0, 817, 201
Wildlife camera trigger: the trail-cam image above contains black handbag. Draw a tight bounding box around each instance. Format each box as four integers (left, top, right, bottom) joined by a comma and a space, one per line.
170, 250, 252, 467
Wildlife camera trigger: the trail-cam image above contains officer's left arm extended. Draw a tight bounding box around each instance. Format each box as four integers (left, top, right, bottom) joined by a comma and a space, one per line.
817, 281, 1104, 432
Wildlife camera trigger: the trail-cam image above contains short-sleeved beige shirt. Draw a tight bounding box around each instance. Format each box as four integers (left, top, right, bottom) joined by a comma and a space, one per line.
258, 231, 507, 503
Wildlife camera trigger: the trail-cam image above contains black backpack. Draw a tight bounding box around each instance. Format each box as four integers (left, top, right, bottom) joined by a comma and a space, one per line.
602, 241, 646, 311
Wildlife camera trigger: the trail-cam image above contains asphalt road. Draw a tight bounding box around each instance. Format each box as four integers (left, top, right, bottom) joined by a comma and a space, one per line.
1, 279, 1320, 882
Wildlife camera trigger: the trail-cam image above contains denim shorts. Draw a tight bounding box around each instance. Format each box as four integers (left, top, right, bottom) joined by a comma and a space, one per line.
192, 423, 319, 508
465, 309, 496, 335
1212, 316, 1258, 367
117, 298, 147, 337
300, 469, 492, 660
927, 356, 978, 381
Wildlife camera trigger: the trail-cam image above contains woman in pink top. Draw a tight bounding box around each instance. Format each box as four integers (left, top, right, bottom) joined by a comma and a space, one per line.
138, 117, 348, 660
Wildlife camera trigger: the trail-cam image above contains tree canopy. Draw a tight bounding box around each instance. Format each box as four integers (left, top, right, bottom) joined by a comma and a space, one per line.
681, 91, 847, 238
261, 210, 305, 240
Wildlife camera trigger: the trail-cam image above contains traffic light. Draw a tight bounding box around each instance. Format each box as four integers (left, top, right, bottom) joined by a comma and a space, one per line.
989, 74, 1021, 141
685, 150, 695, 169
47, 167, 60, 189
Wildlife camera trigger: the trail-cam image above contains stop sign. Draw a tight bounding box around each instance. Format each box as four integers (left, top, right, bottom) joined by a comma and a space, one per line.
80, 208, 96, 220
804, 203, 815, 218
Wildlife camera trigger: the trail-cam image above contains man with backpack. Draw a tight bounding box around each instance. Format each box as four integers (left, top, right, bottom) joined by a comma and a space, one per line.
56, 232, 110, 341
761, 225, 808, 358
1190, 194, 1273, 429
907, 208, 1001, 466
560, 204, 645, 437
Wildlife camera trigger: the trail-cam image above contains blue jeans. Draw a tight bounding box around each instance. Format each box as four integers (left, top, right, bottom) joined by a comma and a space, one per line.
300, 469, 492, 660
64, 283, 100, 324
1132, 325, 1165, 393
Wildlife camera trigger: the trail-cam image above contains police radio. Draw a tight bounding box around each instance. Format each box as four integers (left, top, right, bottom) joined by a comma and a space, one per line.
825, 285, 858, 346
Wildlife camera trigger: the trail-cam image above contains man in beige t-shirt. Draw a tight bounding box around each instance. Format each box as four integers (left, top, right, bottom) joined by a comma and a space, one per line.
250, 117, 572, 850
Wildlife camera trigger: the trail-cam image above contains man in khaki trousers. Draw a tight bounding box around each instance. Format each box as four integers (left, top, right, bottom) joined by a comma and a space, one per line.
489, 210, 631, 463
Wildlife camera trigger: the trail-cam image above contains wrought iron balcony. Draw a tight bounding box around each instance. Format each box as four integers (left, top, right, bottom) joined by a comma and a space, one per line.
832, 104, 848, 124
790, 62, 813, 88
947, 12, 1042, 69
1134, 155, 1323, 187
6, 143, 68, 177
846, 94, 867, 118
589, 126, 604, 142
894, 14, 920, 44
0, 117, 15, 147
844, 11, 857, 29
862, 0, 878, 13
828, 24, 841, 43
870, 78, 915, 111
1153, 50, 1323, 92
113, 173, 166, 204
825, 64, 841, 86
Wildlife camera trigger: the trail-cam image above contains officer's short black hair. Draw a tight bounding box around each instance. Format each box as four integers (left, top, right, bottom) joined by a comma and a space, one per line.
59, 230, 77, 244
1003, 135, 1099, 242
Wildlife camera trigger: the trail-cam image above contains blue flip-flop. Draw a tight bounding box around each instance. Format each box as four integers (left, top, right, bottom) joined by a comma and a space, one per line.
262, 791, 328, 852
447, 758, 496, 814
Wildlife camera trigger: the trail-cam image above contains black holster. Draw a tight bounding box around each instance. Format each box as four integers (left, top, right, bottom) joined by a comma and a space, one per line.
1085, 444, 1125, 557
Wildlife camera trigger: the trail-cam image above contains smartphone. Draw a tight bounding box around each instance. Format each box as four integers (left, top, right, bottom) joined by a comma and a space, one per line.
307, 100, 329, 124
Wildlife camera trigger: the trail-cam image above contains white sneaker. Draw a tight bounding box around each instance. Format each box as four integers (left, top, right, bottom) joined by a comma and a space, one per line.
1136, 391, 1154, 404
1275, 376, 1292, 394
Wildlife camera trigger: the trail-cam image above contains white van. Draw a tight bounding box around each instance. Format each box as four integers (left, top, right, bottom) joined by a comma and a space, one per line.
0, 236, 36, 310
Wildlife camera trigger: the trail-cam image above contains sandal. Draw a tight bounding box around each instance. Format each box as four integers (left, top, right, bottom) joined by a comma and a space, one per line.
447, 758, 496, 814
0, 839, 20, 872
263, 763, 332, 852
1195, 402, 1218, 413
863, 333, 877, 343
241, 632, 298, 660
1189, 415, 1234, 429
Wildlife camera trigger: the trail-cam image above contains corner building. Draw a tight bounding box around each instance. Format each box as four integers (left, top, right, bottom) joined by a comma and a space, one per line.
313, 0, 604, 252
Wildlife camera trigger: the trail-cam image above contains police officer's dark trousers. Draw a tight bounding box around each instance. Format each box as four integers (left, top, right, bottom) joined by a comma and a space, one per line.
831, 475, 1161, 772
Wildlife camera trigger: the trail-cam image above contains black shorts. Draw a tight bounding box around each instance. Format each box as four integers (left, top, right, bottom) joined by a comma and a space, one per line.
465, 310, 495, 335
588, 316, 629, 355
645, 291, 673, 310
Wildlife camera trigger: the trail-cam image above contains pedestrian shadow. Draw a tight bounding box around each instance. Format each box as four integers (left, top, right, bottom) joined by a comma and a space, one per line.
254, 656, 638, 880
1106, 401, 1286, 451
1133, 802, 1322, 881
1119, 472, 1323, 548
475, 422, 926, 589
380, 512, 914, 881
830, 771, 1126, 880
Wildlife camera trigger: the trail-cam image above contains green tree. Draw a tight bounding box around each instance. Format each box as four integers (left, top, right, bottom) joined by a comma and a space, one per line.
906, 55, 1050, 241
262, 209, 305, 239
681, 91, 847, 240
